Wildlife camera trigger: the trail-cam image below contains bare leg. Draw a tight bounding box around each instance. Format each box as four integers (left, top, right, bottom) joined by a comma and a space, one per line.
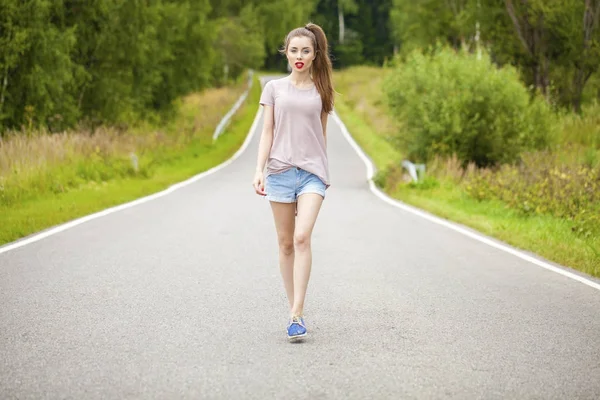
269, 201, 296, 309
290, 193, 324, 317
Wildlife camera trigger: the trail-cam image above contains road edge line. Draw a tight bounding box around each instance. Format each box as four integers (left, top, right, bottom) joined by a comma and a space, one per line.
331, 111, 600, 292
0, 106, 264, 255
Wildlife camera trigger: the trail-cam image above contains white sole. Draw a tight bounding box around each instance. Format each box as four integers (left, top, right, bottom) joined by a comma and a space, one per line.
287, 333, 307, 341
288, 333, 306, 342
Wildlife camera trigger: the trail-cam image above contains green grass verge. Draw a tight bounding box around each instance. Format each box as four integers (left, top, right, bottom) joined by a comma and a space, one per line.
0, 74, 261, 246
333, 98, 400, 169
333, 67, 600, 278
392, 181, 599, 276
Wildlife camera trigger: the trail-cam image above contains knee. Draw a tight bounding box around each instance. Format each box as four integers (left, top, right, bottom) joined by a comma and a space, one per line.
278, 238, 294, 255
294, 231, 311, 251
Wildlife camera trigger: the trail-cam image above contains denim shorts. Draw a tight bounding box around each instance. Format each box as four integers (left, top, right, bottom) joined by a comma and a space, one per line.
265, 167, 326, 203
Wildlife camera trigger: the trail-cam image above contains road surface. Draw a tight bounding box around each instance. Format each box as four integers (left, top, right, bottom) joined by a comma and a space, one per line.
2, 77, 600, 399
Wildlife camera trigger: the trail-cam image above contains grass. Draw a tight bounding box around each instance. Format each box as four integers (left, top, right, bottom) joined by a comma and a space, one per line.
0, 72, 261, 245
334, 66, 400, 169
0, 76, 251, 206
392, 181, 600, 274
333, 66, 600, 278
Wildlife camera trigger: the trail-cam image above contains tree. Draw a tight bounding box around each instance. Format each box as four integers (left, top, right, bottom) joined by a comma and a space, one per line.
150, 0, 216, 110
390, 0, 475, 55
210, 0, 318, 71
0, 0, 79, 131
491, 0, 600, 110
503, 0, 552, 98
338, 0, 358, 44
390, 0, 600, 110
214, 5, 265, 84
573, 0, 600, 111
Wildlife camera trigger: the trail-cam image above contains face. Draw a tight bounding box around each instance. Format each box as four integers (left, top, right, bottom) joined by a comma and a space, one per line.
286, 36, 316, 72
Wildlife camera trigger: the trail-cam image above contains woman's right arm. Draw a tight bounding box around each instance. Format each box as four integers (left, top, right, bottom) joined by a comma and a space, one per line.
253, 105, 274, 196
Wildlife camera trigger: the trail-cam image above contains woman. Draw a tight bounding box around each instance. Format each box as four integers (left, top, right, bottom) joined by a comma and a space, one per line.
252, 23, 334, 341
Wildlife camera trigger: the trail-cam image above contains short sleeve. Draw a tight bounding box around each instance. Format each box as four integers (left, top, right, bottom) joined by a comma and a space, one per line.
259, 81, 274, 106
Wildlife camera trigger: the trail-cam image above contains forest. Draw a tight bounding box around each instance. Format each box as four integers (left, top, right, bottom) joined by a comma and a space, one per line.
2, 0, 598, 132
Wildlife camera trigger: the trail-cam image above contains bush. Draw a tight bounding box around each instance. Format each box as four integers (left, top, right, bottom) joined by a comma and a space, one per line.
464, 149, 600, 237
383, 46, 557, 167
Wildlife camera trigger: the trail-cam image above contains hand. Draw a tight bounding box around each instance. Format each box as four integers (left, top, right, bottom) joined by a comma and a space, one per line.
253, 170, 266, 196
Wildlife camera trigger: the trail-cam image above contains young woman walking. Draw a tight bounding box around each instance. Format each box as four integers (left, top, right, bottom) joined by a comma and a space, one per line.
252, 23, 334, 341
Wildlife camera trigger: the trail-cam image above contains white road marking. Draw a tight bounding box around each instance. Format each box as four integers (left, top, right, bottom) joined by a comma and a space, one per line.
0, 107, 263, 255
331, 111, 600, 292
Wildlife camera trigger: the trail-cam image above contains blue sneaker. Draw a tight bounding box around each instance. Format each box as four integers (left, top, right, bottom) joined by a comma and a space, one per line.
287, 316, 307, 341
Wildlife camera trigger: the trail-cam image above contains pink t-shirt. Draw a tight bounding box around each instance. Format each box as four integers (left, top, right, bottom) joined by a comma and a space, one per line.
259, 77, 330, 188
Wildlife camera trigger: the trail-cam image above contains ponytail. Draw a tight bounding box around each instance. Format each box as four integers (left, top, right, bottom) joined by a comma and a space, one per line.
304, 23, 334, 114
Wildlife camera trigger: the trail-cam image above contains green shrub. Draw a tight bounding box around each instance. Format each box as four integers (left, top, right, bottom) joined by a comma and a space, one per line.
383, 46, 557, 167
465, 149, 600, 237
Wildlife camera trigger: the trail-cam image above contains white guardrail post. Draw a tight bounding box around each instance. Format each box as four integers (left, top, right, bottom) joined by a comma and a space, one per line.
401, 160, 426, 182
212, 69, 255, 142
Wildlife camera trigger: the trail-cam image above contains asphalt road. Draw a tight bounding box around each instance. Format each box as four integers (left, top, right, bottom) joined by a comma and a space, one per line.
2, 78, 600, 399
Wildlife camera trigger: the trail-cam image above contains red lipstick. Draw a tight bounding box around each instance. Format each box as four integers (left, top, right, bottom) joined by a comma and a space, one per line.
295, 62, 304, 69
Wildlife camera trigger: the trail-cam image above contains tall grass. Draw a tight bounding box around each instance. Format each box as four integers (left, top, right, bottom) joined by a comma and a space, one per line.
0, 76, 248, 207
559, 101, 600, 149
557, 102, 600, 169
334, 66, 398, 139
0, 72, 260, 245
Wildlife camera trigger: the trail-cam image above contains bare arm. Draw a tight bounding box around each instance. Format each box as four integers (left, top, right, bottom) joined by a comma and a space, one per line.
321, 111, 328, 149
256, 105, 274, 172
253, 105, 274, 196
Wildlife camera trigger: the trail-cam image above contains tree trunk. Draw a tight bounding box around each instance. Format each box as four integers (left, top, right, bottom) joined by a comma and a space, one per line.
505, 0, 551, 99
505, 0, 530, 53
573, 74, 583, 113
573, 68, 594, 113
338, 3, 345, 44
78, 87, 86, 110
541, 55, 550, 99
573, 0, 600, 112
0, 66, 8, 119
475, 21, 482, 60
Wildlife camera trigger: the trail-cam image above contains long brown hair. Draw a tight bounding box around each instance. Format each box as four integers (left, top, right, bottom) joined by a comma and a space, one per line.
281, 23, 335, 114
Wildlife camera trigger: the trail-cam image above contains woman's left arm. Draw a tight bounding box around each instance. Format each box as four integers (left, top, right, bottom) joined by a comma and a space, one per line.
321, 111, 328, 149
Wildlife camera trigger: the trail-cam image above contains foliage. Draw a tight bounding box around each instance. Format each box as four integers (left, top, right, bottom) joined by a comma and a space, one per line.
558, 101, 600, 152
334, 65, 600, 277
390, 0, 473, 54
0, 0, 80, 131
0, 72, 262, 246
212, 5, 266, 85
0, 0, 220, 131
0, 73, 252, 207
389, 0, 600, 111
465, 149, 600, 238
383, 46, 556, 167
2, 0, 599, 131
